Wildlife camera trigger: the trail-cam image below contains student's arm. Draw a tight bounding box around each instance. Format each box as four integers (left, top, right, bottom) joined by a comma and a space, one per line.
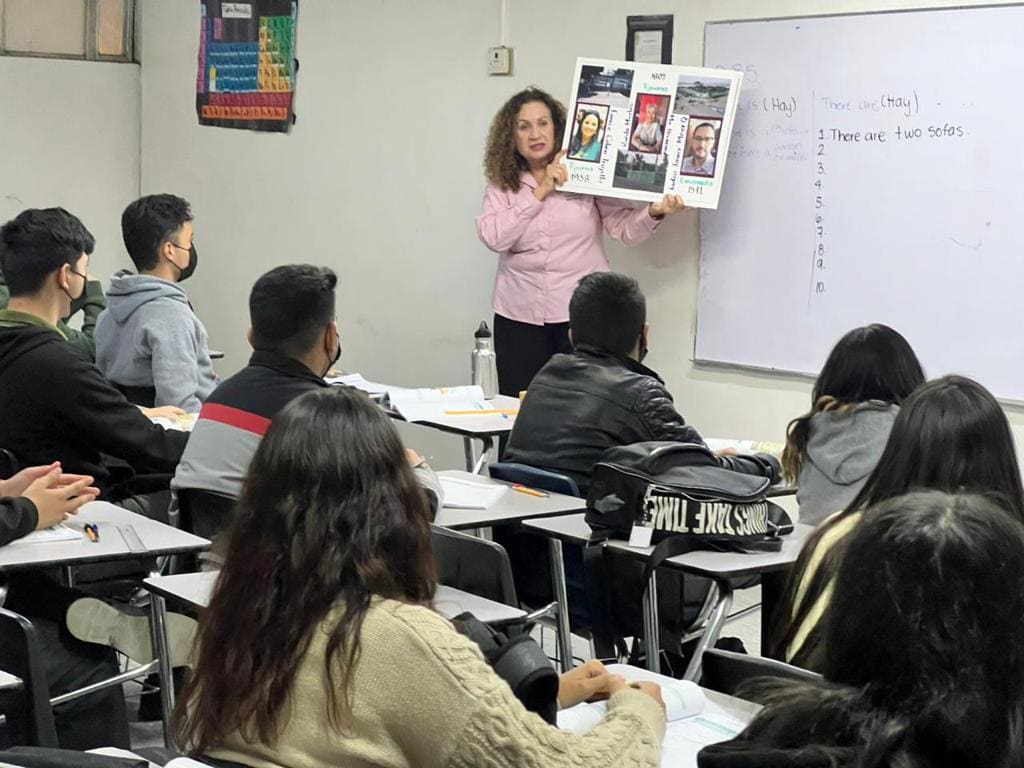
475, 185, 543, 253
47, 349, 188, 475
0, 498, 38, 547
379, 606, 664, 768
147, 314, 204, 412
406, 450, 443, 521
595, 196, 661, 246
633, 380, 707, 445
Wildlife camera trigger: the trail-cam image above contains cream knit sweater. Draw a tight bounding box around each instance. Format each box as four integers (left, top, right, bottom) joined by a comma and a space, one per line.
208, 598, 664, 768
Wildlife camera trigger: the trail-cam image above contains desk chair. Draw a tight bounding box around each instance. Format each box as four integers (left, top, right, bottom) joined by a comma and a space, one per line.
0, 608, 57, 748
700, 647, 821, 698
487, 463, 580, 497
431, 525, 517, 607
175, 489, 236, 542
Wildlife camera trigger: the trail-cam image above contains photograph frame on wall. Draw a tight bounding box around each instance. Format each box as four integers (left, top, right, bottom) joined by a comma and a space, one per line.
559, 57, 743, 209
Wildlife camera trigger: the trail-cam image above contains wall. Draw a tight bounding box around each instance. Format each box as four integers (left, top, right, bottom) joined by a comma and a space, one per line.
137, 0, 1022, 468
0, 56, 140, 282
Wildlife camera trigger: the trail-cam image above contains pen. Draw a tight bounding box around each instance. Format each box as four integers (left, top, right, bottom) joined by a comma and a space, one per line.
512, 484, 549, 498
84, 524, 100, 543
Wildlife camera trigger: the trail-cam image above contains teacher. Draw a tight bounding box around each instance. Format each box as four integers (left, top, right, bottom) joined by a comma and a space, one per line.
476, 87, 687, 397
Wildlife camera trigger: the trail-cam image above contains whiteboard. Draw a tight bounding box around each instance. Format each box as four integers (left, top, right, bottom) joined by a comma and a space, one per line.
698, 5, 1024, 401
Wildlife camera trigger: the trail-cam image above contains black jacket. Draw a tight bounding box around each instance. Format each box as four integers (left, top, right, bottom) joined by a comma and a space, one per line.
0, 322, 188, 497
0, 497, 37, 546
505, 345, 777, 492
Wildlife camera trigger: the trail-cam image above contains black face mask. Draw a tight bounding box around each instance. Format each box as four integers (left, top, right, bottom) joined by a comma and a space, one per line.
61, 268, 87, 304
169, 242, 198, 282
322, 339, 341, 378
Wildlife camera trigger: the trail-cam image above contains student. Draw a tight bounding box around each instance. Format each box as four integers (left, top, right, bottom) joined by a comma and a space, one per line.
700, 491, 1024, 768
96, 194, 216, 411
175, 387, 666, 767
774, 375, 1024, 669
477, 87, 686, 398
0, 208, 188, 500
172, 265, 441, 544
0, 265, 106, 360
0, 462, 194, 750
505, 272, 780, 493
781, 324, 925, 526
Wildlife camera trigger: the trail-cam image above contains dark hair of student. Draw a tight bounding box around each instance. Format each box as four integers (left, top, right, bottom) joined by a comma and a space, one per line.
0, 208, 95, 297
772, 375, 1024, 668
173, 387, 436, 754
484, 87, 567, 192
781, 324, 925, 483
569, 109, 602, 154
569, 272, 646, 358
249, 265, 338, 357
716, 492, 1024, 768
121, 193, 193, 272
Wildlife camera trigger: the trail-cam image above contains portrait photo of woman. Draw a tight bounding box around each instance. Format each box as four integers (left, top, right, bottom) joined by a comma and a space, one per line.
568, 104, 608, 162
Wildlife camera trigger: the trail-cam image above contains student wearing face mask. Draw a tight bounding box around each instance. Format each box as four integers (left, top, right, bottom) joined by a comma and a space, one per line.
172, 265, 441, 555
0, 208, 188, 500
95, 194, 216, 412
505, 272, 777, 494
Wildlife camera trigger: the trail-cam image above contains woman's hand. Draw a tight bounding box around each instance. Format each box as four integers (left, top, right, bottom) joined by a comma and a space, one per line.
606, 677, 667, 716
21, 467, 99, 529
649, 194, 687, 218
557, 659, 624, 708
535, 151, 568, 201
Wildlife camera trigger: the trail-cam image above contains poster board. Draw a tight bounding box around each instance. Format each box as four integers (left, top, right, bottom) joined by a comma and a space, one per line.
559, 57, 742, 209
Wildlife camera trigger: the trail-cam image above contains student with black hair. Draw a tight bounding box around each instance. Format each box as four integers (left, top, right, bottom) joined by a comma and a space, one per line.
173, 265, 441, 549
96, 193, 216, 411
506, 271, 779, 493
782, 325, 925, 525
0, 207, 188, 499
774, 375, 1024, 669
176, 386, 666, 767
701, 491, 1024, 768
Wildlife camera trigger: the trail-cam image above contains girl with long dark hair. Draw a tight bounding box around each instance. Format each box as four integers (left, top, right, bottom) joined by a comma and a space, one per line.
701, 491, 1024, 767
781, 324, 925, 525
175, 387, 666, 767
774, 375, 1024, 668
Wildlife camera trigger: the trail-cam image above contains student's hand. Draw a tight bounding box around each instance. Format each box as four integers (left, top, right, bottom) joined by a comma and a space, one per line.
0, 463, 60, 498
22, 468, 99, 529
142, 405, 187, 419
649, 194, 687, 218
607, 677, 667, 715
557, 659, 623, 708
536, 151, 568, 200
716, 448, 738, 458
405, 449, 428, 469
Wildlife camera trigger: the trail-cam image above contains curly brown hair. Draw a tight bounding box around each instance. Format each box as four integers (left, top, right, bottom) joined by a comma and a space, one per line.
483, 87, 566, 192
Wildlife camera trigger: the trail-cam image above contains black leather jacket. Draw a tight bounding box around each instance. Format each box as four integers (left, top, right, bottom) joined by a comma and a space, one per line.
505, 345, 778, 492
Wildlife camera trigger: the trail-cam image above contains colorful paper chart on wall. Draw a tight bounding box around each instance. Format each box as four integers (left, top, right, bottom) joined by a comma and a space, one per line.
196, 0, 297, 133
559, 58, 743, 209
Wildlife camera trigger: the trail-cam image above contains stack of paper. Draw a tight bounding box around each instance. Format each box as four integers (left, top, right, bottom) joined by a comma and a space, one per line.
703, 438, 785, 458
386, 385, 492, 423
152, 413, 198, 432
440, 476, 508, 510
16, 524, 82, 545
326, 372, 393, 399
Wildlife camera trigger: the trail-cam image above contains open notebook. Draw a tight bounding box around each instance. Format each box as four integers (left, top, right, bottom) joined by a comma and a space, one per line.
15, 524, 81, 545
385, 385, 494, 423
557, 665, 706, 734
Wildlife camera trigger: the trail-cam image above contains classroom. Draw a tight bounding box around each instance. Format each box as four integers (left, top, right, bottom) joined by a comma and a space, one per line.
0, 0, 1021, 766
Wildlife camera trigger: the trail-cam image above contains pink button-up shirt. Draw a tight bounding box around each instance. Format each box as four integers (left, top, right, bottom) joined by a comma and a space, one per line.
476, 172, 661, 325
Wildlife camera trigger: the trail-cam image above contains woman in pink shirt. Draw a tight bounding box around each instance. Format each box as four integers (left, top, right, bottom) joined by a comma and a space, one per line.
476, 87, 687, 396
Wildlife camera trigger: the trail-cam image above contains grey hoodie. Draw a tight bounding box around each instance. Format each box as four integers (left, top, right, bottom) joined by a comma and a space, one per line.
95, 271, 216, 412
795, 401, 898, 526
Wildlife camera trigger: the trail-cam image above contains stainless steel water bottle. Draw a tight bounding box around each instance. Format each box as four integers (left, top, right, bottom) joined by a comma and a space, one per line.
471, 321, 498, 400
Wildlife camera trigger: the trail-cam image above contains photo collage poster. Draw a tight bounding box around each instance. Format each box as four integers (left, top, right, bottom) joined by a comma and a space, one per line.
559, 58, 743, 209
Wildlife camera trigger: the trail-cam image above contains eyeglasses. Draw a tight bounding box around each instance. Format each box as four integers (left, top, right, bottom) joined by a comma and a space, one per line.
692, 136, 716, 143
